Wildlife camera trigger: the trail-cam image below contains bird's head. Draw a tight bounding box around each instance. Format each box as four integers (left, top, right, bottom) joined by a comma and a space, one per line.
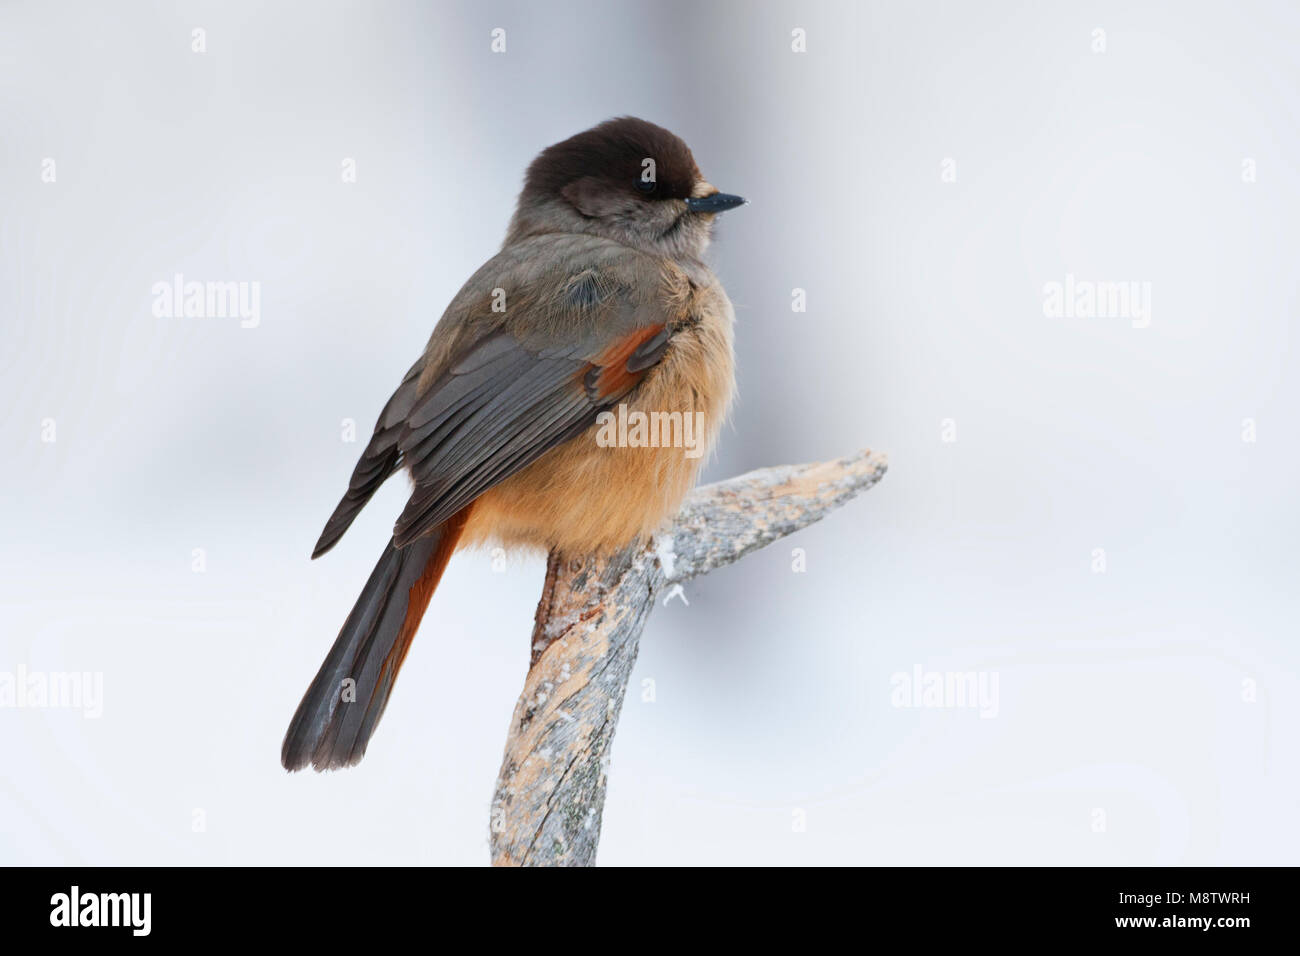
507, 116, 746, 259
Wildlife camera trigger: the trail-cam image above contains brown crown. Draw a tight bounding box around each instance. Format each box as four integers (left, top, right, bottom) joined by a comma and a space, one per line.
523, 117, 701, 203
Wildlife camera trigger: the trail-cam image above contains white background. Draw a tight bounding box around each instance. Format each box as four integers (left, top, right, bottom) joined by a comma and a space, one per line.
1, 0, 1296, 864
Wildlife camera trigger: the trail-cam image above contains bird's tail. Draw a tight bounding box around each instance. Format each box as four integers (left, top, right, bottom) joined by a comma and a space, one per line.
281, 510, 469, 771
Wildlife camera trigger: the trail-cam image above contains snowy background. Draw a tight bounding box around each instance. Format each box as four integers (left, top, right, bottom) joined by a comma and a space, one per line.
2, 0, 1297, 864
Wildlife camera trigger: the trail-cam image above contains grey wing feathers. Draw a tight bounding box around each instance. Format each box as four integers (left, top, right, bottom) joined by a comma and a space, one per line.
391, 334, 598, 547
311, 242, 677, 557
311, 359, 423, 558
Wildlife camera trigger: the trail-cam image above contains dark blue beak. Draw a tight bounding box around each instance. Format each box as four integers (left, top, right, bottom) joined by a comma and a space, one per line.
685, 193, 747, 213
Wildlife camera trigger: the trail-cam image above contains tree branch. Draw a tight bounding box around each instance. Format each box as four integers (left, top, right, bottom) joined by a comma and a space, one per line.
488, 448, 888, 866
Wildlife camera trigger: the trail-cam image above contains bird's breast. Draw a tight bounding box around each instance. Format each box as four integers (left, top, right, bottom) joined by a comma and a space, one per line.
462, 275, 736, 555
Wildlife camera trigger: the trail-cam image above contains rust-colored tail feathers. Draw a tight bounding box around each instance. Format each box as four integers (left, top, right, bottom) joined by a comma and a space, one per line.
281, 509, 469, 771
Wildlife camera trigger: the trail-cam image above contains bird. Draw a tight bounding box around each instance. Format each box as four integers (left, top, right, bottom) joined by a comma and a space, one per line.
282, 117, 746, 771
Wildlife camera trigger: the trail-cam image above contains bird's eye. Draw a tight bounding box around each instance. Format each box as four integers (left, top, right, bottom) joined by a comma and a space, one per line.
636, 179, 657, 194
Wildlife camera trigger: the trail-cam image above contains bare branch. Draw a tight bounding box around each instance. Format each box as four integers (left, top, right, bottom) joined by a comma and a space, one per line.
489, 448, 888, 866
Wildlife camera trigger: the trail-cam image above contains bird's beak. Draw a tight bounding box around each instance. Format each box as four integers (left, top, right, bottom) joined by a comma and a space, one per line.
686, 192, 748, 214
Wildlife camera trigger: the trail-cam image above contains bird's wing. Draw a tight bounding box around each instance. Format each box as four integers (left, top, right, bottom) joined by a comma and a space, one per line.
312, 357, 424, 558
313, 239, 682, 557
